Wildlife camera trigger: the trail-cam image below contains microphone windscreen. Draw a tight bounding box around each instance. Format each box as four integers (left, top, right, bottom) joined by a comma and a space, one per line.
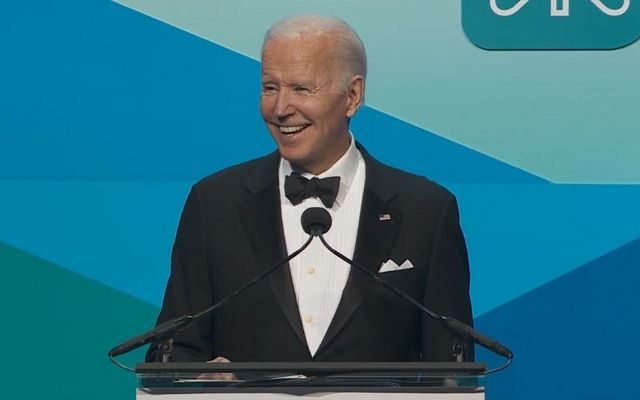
301, 207, 332, 236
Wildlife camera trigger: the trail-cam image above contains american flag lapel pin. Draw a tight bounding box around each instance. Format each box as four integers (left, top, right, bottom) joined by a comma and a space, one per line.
378, 213, 391, 221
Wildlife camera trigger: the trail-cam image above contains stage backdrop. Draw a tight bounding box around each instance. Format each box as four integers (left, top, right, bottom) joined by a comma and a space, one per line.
1, 1, 638, 399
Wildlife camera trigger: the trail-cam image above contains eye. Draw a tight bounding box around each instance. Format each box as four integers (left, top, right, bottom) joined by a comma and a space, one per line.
294, 85, 310, 93
261, 84, 277, 94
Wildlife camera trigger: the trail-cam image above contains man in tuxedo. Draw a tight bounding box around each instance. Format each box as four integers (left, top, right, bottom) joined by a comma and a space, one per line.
147, 15, 473, 363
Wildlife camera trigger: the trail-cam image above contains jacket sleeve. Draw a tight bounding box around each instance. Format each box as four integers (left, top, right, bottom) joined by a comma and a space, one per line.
146, 185, 215, 362
422, 194, 475, 361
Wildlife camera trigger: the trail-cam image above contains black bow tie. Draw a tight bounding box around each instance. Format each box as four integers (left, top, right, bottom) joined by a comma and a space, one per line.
284, 172, 341, 208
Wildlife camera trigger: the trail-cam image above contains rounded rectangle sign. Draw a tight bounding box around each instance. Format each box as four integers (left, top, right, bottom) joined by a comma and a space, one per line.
462, 0, 640, 50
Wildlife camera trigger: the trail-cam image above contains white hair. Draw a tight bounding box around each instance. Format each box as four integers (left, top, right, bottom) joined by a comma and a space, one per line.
262, 15, 367, 92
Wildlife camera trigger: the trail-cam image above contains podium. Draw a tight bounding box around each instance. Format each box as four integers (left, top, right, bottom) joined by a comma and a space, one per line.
136, 362, 486, 399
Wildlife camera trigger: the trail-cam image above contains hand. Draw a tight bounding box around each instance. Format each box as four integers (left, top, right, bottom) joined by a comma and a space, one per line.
196, 356, 237, 381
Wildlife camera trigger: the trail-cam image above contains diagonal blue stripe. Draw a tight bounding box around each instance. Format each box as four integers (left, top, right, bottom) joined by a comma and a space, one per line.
1, 0, 542, 183
1, 181, 639, 312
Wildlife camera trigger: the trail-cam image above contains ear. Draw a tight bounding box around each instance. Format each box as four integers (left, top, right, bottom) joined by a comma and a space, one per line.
345, 75, 365, 118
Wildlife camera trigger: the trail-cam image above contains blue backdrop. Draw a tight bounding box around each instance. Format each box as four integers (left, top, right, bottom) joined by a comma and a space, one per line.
1, 1, 638, 399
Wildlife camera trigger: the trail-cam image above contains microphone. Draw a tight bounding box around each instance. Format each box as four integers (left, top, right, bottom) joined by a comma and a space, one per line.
301, 207, 332, 236
304, 207, 513, 361
108, 315, 193, 358
108, 230, 316, 359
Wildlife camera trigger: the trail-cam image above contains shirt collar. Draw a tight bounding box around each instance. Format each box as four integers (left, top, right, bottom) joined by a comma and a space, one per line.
280, 133, 360, 207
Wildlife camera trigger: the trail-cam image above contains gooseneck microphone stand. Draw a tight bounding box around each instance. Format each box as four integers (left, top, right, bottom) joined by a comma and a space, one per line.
302, 207, 513, 374
108, 235, 314, 371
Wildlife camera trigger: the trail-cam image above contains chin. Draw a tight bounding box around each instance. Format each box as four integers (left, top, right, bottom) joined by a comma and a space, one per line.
279, 151, 313, 171
280, 153, 307, 167
277, 144, 307, 161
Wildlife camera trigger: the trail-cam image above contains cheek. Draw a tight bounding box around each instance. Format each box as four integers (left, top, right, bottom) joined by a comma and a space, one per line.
259, 97, 272, 117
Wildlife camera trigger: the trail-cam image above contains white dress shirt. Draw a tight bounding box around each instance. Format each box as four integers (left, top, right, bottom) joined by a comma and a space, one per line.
278, 137, 366, 356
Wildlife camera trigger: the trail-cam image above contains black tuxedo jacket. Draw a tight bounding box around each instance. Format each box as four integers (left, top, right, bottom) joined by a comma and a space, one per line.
147, 146, 473, 362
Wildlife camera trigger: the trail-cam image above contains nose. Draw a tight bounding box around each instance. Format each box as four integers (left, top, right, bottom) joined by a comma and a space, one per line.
273, 89, 295, 119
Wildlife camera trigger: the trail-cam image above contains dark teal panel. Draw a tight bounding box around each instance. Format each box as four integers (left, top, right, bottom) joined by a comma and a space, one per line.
475, 237, 640, 400
0, 241, 159, 399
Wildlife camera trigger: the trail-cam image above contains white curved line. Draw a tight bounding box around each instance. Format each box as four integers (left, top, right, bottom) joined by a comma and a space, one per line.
551, 0, 570, 16
490, 0, 531, 16
590, 0, 631, 16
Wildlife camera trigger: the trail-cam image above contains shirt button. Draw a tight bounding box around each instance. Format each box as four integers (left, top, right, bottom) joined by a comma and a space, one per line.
303, 315, 313, 324
307, 267, 316, 275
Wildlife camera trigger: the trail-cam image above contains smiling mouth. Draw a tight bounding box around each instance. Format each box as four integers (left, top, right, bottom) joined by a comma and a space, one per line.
277, 125, 309, 134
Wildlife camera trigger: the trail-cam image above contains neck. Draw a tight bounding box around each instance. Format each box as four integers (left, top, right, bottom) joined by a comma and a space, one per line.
302, 133, 352, 175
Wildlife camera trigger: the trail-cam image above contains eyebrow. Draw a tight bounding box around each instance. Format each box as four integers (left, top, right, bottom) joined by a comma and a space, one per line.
260, 78, 316, 89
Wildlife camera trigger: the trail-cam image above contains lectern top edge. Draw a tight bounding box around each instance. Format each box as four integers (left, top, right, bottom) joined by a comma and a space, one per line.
136, 361, 487, 375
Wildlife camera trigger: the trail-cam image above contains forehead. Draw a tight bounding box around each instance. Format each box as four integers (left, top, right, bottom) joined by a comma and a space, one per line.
261, 34, 338, 78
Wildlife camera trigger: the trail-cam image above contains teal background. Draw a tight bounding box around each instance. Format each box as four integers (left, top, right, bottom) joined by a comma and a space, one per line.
463, 0, 640, 49
1, 1, 639, 399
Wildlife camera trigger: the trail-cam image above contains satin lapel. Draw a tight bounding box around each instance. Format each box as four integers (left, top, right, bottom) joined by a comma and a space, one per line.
237, 154, 308, 352
316, 151, 403, 355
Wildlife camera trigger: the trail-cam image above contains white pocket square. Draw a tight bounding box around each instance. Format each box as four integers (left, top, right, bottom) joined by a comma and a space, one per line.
378, 259, 414, 273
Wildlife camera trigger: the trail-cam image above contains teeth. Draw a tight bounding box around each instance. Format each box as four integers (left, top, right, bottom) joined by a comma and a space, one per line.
278, 125, 307, 134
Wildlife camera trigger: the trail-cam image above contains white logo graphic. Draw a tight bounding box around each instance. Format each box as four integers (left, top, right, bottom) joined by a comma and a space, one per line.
489, 0, 630, 17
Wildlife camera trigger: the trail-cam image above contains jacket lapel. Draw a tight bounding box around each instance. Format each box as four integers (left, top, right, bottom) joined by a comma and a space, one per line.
316, 149, 403, 356
237, 153, 309, 354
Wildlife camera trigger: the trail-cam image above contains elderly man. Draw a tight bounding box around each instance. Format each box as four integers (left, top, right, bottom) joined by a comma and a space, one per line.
147, 15, 473, 363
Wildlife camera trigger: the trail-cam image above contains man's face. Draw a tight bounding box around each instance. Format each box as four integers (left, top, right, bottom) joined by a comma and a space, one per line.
260, 34, 361, 175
